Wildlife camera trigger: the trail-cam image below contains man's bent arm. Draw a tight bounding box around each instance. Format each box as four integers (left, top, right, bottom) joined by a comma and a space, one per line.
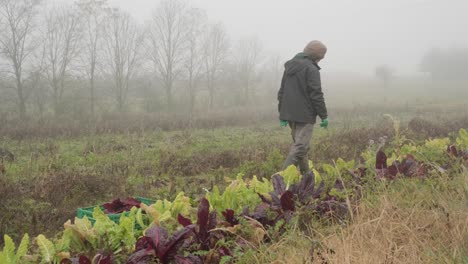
306, 66, 328, 120
277, 71, 286, 113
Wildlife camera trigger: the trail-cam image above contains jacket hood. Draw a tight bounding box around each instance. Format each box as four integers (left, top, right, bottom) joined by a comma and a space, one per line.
284, 53, 320, 76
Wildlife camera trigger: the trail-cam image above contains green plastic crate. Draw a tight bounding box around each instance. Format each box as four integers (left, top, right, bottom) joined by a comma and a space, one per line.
76, 196, 154, 225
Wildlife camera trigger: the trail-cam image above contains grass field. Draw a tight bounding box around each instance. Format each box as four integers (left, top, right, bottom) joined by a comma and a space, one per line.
1, 104, 467, 263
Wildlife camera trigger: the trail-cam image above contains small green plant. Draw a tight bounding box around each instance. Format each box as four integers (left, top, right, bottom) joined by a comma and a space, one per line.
456, 128, 468, 149
206, 173, 264, 214
0, 234, 30, 264
36, 235, 57, 263
400, 138, 450, 164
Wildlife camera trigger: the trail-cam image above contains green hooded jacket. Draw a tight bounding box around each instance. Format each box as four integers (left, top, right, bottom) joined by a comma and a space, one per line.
277, 53, 328, 124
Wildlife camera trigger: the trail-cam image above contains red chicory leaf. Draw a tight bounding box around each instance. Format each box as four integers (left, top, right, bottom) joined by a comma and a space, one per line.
288, 172, 316, 204
388, 164, 398, 177
126, 248, 155, 264
222, 209, 238, 226
135, 236, 154, 252
208, 211, 217, 231
158, 225, 195, 263
178, 214, 193, 227
145, 224, 169, 256
376, 150, 388, 169
447, 145, 459, 157
103, 197, 142, 214
197, 198, 210, 244
280, 191, 295, 212
272, 174, 286, 196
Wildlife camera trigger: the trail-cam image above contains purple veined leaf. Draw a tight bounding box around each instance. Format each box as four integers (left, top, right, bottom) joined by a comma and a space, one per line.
126, 248, 155, 264
376, 150, 388, 169
250, 203, 275, 227
397, 158, 419, 177
132, 224, 195, 264
197, 198, 210, 245
312, 181, 325, 199
158, 224, 195, 263
252, 203, 269, 219
222, 209, 239, 226
288, 171, 316, 204
388, 164, 398, 177
135, 236, 154, 252
145, 224, 169, 256
174, 255, 204, 264
94, 254, 112, 264
80, 256, 92, 264
326, 201, 349, 220
208, 211, 217, 231
103, 199, 126, 214
272, 174, 286, 196
103, 197, 142, 214
315, 200, 349, 220
447, 145, 459, 157
280, 191, 295, 212
178, 214, 193, 227
268, 191, 281, 208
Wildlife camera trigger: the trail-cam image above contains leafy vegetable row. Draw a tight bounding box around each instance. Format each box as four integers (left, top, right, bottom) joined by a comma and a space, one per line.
1, 129, 467, 264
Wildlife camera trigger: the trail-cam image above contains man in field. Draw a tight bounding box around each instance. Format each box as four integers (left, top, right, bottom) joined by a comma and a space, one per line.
278, 40, 328, 175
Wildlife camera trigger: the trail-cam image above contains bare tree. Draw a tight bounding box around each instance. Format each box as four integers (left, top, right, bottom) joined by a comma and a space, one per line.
203, 22, 229, 109
0, 0, 41, 119
76, 0, 110, 116
184, 8, 206, 116
29, 50, 47, 119
149, 0, 190, 111
235, 36, 262, 104
43, 5, 82, 116
103, 9, 142, 112
421, 48, 468, 81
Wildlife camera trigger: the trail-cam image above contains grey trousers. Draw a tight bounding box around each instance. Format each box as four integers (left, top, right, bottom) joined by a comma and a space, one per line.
282, 122, 314, 174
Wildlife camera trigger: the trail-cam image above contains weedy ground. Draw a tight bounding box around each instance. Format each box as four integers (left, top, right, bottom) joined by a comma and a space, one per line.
237, 170, 468, 264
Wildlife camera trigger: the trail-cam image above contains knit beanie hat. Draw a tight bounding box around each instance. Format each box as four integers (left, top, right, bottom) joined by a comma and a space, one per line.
303, 40, 327, 61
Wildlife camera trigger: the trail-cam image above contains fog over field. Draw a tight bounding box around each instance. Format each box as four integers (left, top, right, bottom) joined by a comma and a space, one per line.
107, 0, 468, 74
1, 0, 467, 121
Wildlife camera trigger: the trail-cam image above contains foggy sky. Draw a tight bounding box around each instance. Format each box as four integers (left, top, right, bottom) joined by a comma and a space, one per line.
101, 0, 468, 75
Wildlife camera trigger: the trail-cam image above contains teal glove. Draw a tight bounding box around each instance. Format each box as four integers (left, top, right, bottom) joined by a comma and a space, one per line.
280, 120, 288, 127
320, 118, 328, 128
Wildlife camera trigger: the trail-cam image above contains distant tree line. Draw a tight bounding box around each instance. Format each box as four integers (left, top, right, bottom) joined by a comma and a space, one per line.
0, 0, 281, 120
420, 48, 468, 81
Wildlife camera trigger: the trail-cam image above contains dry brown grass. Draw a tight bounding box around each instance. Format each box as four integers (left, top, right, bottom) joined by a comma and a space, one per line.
319, 197, 467, 263
319, 172, 468, 264
239, 171, 468, 264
